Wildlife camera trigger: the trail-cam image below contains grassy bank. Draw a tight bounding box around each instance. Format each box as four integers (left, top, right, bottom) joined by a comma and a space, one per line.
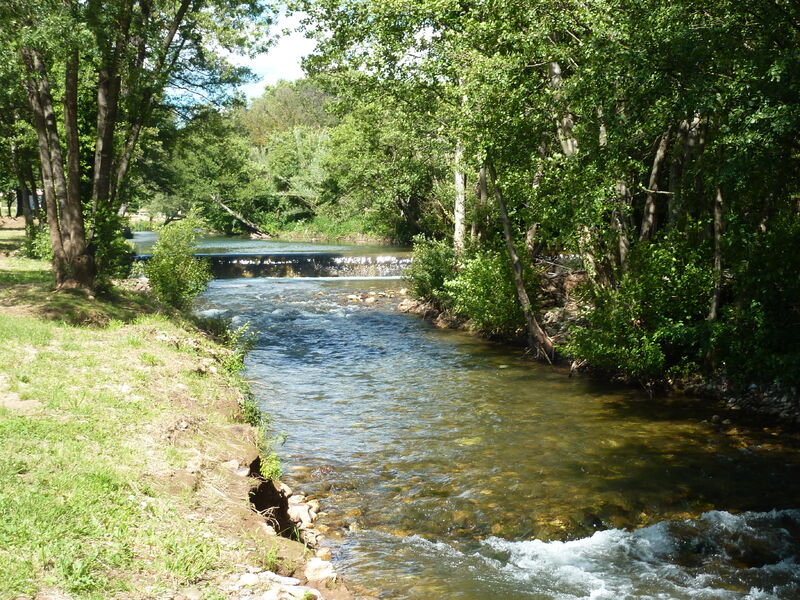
0, 254, 309, 599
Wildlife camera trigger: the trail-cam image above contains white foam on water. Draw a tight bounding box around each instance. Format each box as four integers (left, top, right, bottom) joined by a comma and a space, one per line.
479, 510, 800, 600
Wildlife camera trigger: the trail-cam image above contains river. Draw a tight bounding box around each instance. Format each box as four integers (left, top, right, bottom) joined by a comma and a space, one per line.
136, 234, 800, 599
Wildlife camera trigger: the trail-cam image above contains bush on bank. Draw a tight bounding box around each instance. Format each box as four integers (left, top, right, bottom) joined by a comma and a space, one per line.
145, 216, 212, 310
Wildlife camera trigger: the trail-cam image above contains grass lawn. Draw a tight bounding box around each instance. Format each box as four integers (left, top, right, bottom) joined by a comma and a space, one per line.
0, 254, 298, 599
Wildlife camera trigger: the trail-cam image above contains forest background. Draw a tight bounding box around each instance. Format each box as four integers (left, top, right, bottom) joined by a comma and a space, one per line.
1, 0, 799, 393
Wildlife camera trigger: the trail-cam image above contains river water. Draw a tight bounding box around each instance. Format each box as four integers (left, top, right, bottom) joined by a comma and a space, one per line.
181, 236, 800, 599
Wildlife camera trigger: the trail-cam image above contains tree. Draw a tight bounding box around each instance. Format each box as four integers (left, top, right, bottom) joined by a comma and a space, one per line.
0, 0, 273, 289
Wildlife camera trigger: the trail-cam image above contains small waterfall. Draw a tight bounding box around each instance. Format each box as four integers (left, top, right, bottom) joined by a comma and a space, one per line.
135, 252, 412, 278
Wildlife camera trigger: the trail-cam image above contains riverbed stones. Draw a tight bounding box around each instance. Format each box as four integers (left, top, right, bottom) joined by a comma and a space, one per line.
304, 557, 336, 583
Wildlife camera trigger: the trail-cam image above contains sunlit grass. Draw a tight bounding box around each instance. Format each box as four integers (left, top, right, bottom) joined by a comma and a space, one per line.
0, 256, 263, 598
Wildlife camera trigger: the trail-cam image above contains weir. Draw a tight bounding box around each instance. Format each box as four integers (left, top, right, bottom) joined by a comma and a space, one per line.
135, 252, 412, 278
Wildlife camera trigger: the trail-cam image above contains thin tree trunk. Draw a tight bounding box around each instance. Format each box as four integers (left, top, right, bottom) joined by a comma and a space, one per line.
453, 141, 466, 254
640, 126, 672, 241
64, 48, 81, 217
487, 159, 553, 357
211, 195, 270, 237
612, 181, 631, 276
471, 166, 488, 240
113, 0, 192, 206
10, 145, 34, 229
668, 120, 689, 225
708, 187, 724, 322
549, 62, 578, 156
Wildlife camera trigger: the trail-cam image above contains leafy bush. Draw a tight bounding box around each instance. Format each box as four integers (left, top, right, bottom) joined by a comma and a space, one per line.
567, 233, 712, 383
145, 216, 211, 310
444, 249, 528, 337
403, 234, 455, 307
714, 216, 800, 389
19, 225, 53, 260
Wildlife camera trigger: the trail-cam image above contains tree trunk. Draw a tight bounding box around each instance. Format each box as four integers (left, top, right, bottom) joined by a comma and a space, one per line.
639, 126, 672, 241
211, 195, 270, 237
487, 159, 553, 357
668, 119, 689, 226
22, 46, 94, 289
708, 187, 724, 322
549, 62, 578, 156
10, 145, 34, 229
471, 166, 488, 240
612, 181, 631, 276
112, 0, 192, 207
453, 141, 466, 254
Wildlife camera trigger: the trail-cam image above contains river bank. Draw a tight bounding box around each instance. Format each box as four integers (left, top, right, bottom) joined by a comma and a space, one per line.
0, 241, 350, 599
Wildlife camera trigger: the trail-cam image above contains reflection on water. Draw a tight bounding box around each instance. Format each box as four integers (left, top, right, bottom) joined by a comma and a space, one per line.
197, 277, 800, 599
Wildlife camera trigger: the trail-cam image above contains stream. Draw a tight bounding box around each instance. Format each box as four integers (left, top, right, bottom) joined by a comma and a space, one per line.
134, 233, 800, 599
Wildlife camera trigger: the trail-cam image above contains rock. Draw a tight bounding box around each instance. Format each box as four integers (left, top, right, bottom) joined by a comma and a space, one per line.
238, 572, 260, 586
364, 296, 377, 304
282, 586, 321, 599
307, 499, 320, 512
261, 572, 301, 586
315, 547, 332, 561
397, 299, 415, 312
183, 588, 203, 600
287, 494, 306, 505
287, 503, 313, 526
278, 482, 293, 497
304, 557, 336, 583
259, 591, 279, 600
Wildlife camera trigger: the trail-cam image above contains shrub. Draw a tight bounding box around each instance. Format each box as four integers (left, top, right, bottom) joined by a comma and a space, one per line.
19, 225, 53, 260
566, 232, 712, 383
444, 249, 528, 337
714, 215, 800, 389
403, 234, 455, 307
145, 216, 211, 310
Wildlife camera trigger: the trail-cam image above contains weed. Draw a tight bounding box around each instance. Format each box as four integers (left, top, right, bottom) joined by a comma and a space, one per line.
140, 352, 161, 366
261, 543, 280, 572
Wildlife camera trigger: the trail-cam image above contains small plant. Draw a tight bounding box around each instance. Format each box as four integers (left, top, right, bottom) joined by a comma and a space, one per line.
259, 451, 282, 481
262, 543, 279, 572
145, 214, 211, 310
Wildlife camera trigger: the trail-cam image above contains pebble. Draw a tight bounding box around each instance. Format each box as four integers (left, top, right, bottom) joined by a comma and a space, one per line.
315, 547, 332, 561
261, 572, 301, 586
238, 572, 260, 586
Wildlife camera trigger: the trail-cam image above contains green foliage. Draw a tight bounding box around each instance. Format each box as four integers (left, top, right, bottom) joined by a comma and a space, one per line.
445, 249, 528, 337
19, 225, 53, 261
145, 216, 211, 310
714, 215, 800, 389
568, 232, 712, 383
403, 235, 455, 307
258, 451, 282, 481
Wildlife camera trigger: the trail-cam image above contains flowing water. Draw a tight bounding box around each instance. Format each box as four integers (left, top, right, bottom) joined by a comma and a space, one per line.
187, 238, 800, 600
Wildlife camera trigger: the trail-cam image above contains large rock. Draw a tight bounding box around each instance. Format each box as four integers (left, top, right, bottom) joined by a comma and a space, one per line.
304, 557, 336, 583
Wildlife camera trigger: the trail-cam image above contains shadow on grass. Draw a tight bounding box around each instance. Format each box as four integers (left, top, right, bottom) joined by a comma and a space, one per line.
0, 269, 162, 327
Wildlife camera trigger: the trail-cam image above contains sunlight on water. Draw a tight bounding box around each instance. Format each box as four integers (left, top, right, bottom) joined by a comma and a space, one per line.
197, 275, 800, 600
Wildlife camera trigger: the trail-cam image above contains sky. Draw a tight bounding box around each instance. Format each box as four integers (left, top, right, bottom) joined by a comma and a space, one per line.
233, 12, 317, 99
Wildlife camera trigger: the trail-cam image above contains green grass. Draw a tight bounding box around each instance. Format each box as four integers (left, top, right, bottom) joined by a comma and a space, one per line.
0, 256, 274, 599
0, 225, 25, 254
